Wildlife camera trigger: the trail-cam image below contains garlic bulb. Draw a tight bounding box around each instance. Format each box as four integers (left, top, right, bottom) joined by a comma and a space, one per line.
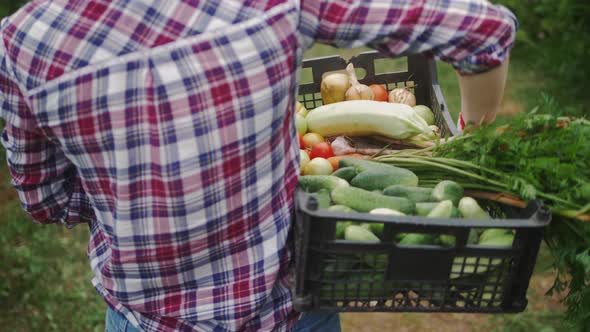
344, 64, 374, 101
320, 71, 350, 105
389, 87, 416, 106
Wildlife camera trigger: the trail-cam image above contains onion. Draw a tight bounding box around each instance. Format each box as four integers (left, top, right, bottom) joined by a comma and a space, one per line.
345, 64, 374, 101
320, 71, 350, 105
389, 88, 416, 106
303, 157, 333, 175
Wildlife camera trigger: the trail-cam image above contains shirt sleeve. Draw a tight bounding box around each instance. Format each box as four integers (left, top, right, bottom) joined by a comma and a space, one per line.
0, 47, 94, 227
299, 0, 518, 74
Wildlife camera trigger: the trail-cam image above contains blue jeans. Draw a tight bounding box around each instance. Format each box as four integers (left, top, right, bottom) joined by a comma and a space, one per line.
106, 307, 340, 332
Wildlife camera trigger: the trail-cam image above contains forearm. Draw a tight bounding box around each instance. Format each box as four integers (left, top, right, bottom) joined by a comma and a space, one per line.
457, 57, 510, 126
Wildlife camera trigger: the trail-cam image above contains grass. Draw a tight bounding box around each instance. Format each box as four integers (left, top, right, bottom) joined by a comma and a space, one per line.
0, 43, 566, 331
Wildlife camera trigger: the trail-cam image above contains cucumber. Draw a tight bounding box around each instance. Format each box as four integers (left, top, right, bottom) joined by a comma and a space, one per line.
427, 200, 454, 218
415, 202, 438, 216
331, 187, 415, 214
338, 158, 397, 172
399, 233, 436, 245
439, 230, 478, 247
479, 229, 513, 243
335, 221, 353, 239
308, 189, 332, 209
431, 180, 464, 206
451, 207, 462, 218
331, 166, 358, 182
361, 222, 384, 238
458, 197, 490, 219
351, 168, 419, 191
479, 233, 514, 247
383, 185, 434, 203
321, 273, 390, 298
328, 205, 354, 213
298, 175, 349, 193
344, 225, 379, 242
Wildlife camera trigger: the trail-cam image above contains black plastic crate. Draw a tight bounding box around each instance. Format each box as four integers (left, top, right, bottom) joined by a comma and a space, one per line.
292, 191, 551, 313
292, 51, 551, 313
297, 50, 458, 137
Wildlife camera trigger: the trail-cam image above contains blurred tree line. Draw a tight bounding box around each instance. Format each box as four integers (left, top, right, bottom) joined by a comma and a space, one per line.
1, 0, 588, 113
497, 0, 590, 113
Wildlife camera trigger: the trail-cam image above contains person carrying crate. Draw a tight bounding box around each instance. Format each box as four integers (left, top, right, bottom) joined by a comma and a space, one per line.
0, 1, 516, 331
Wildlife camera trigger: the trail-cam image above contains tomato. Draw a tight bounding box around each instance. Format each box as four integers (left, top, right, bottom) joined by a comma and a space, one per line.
309, 142, 334, 160
302, 133, 325, 149
369, 84, 388, 102
298, 133, 305, 149
302, 157, 333, 175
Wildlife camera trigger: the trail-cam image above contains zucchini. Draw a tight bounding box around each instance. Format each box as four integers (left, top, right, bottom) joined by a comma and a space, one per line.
305, 100, 435, 140
328, 205, 354, 213
431, 180, 464, 206
351, 168, 419, 191
458, 197, 490, 219
331, 166, 358, 182
298, 175, 349, 193
331, 186, 415, 214
335, 221, 353, 239
383, 185, 434, 203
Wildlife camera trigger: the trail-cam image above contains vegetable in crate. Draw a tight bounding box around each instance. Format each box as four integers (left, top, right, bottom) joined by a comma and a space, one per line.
413, 105, 435, 125
458, 197, 490, 219
388, 87, 416, 106
320, 70, 350, 104
383, 185, 434, 202
331, 186, 415, 214
350, 167, 419, 191
298, 175, 349, 193
305, 100, 436, 140
431, 180, 464, 206
302, 157, 333, 175
344, 64, 374, 101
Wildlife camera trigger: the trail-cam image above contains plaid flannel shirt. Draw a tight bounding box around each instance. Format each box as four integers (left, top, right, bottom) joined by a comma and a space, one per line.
0, 1, 516, 331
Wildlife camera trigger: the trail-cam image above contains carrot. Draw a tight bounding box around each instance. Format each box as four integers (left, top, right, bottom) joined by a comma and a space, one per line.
328, 154, 370, 170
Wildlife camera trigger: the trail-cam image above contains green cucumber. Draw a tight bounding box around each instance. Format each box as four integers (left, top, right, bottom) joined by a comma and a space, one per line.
351, 168, 419, 191
338, 158, 396, 172
479, 229, 513, 243
399, 233, 436, 245
335, 221, 352, 239
320, 273, 390, 298
415, 202, 438, 216
479, 233, 514, 247
344, 225, 379, 242
458, 197, 490, 219
431, 180, 464, 206
331, 166, 358, 182
328, 205, 354, 213
383, 185, 434, 202
427, 200, 454, 218
331, 187, 415, 214
298, 175, 349, 193
308, 189, 332, 209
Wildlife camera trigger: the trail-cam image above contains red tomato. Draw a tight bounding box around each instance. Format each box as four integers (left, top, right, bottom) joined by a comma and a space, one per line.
298, 133, 305, 149
302, 133, 325, 149
369, 84, 388, 102
309, 142, 334, 160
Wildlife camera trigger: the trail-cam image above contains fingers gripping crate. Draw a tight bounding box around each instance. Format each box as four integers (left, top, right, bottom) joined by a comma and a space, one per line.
292, 192, 551, 313
297, 51, 459, 137
292, 52, 550, 313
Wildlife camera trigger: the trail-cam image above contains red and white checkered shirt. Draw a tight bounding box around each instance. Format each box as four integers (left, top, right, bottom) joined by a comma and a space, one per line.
0, 1, 516, 330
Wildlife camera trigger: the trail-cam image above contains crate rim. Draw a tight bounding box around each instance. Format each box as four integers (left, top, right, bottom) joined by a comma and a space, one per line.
296, 189, 552, 229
